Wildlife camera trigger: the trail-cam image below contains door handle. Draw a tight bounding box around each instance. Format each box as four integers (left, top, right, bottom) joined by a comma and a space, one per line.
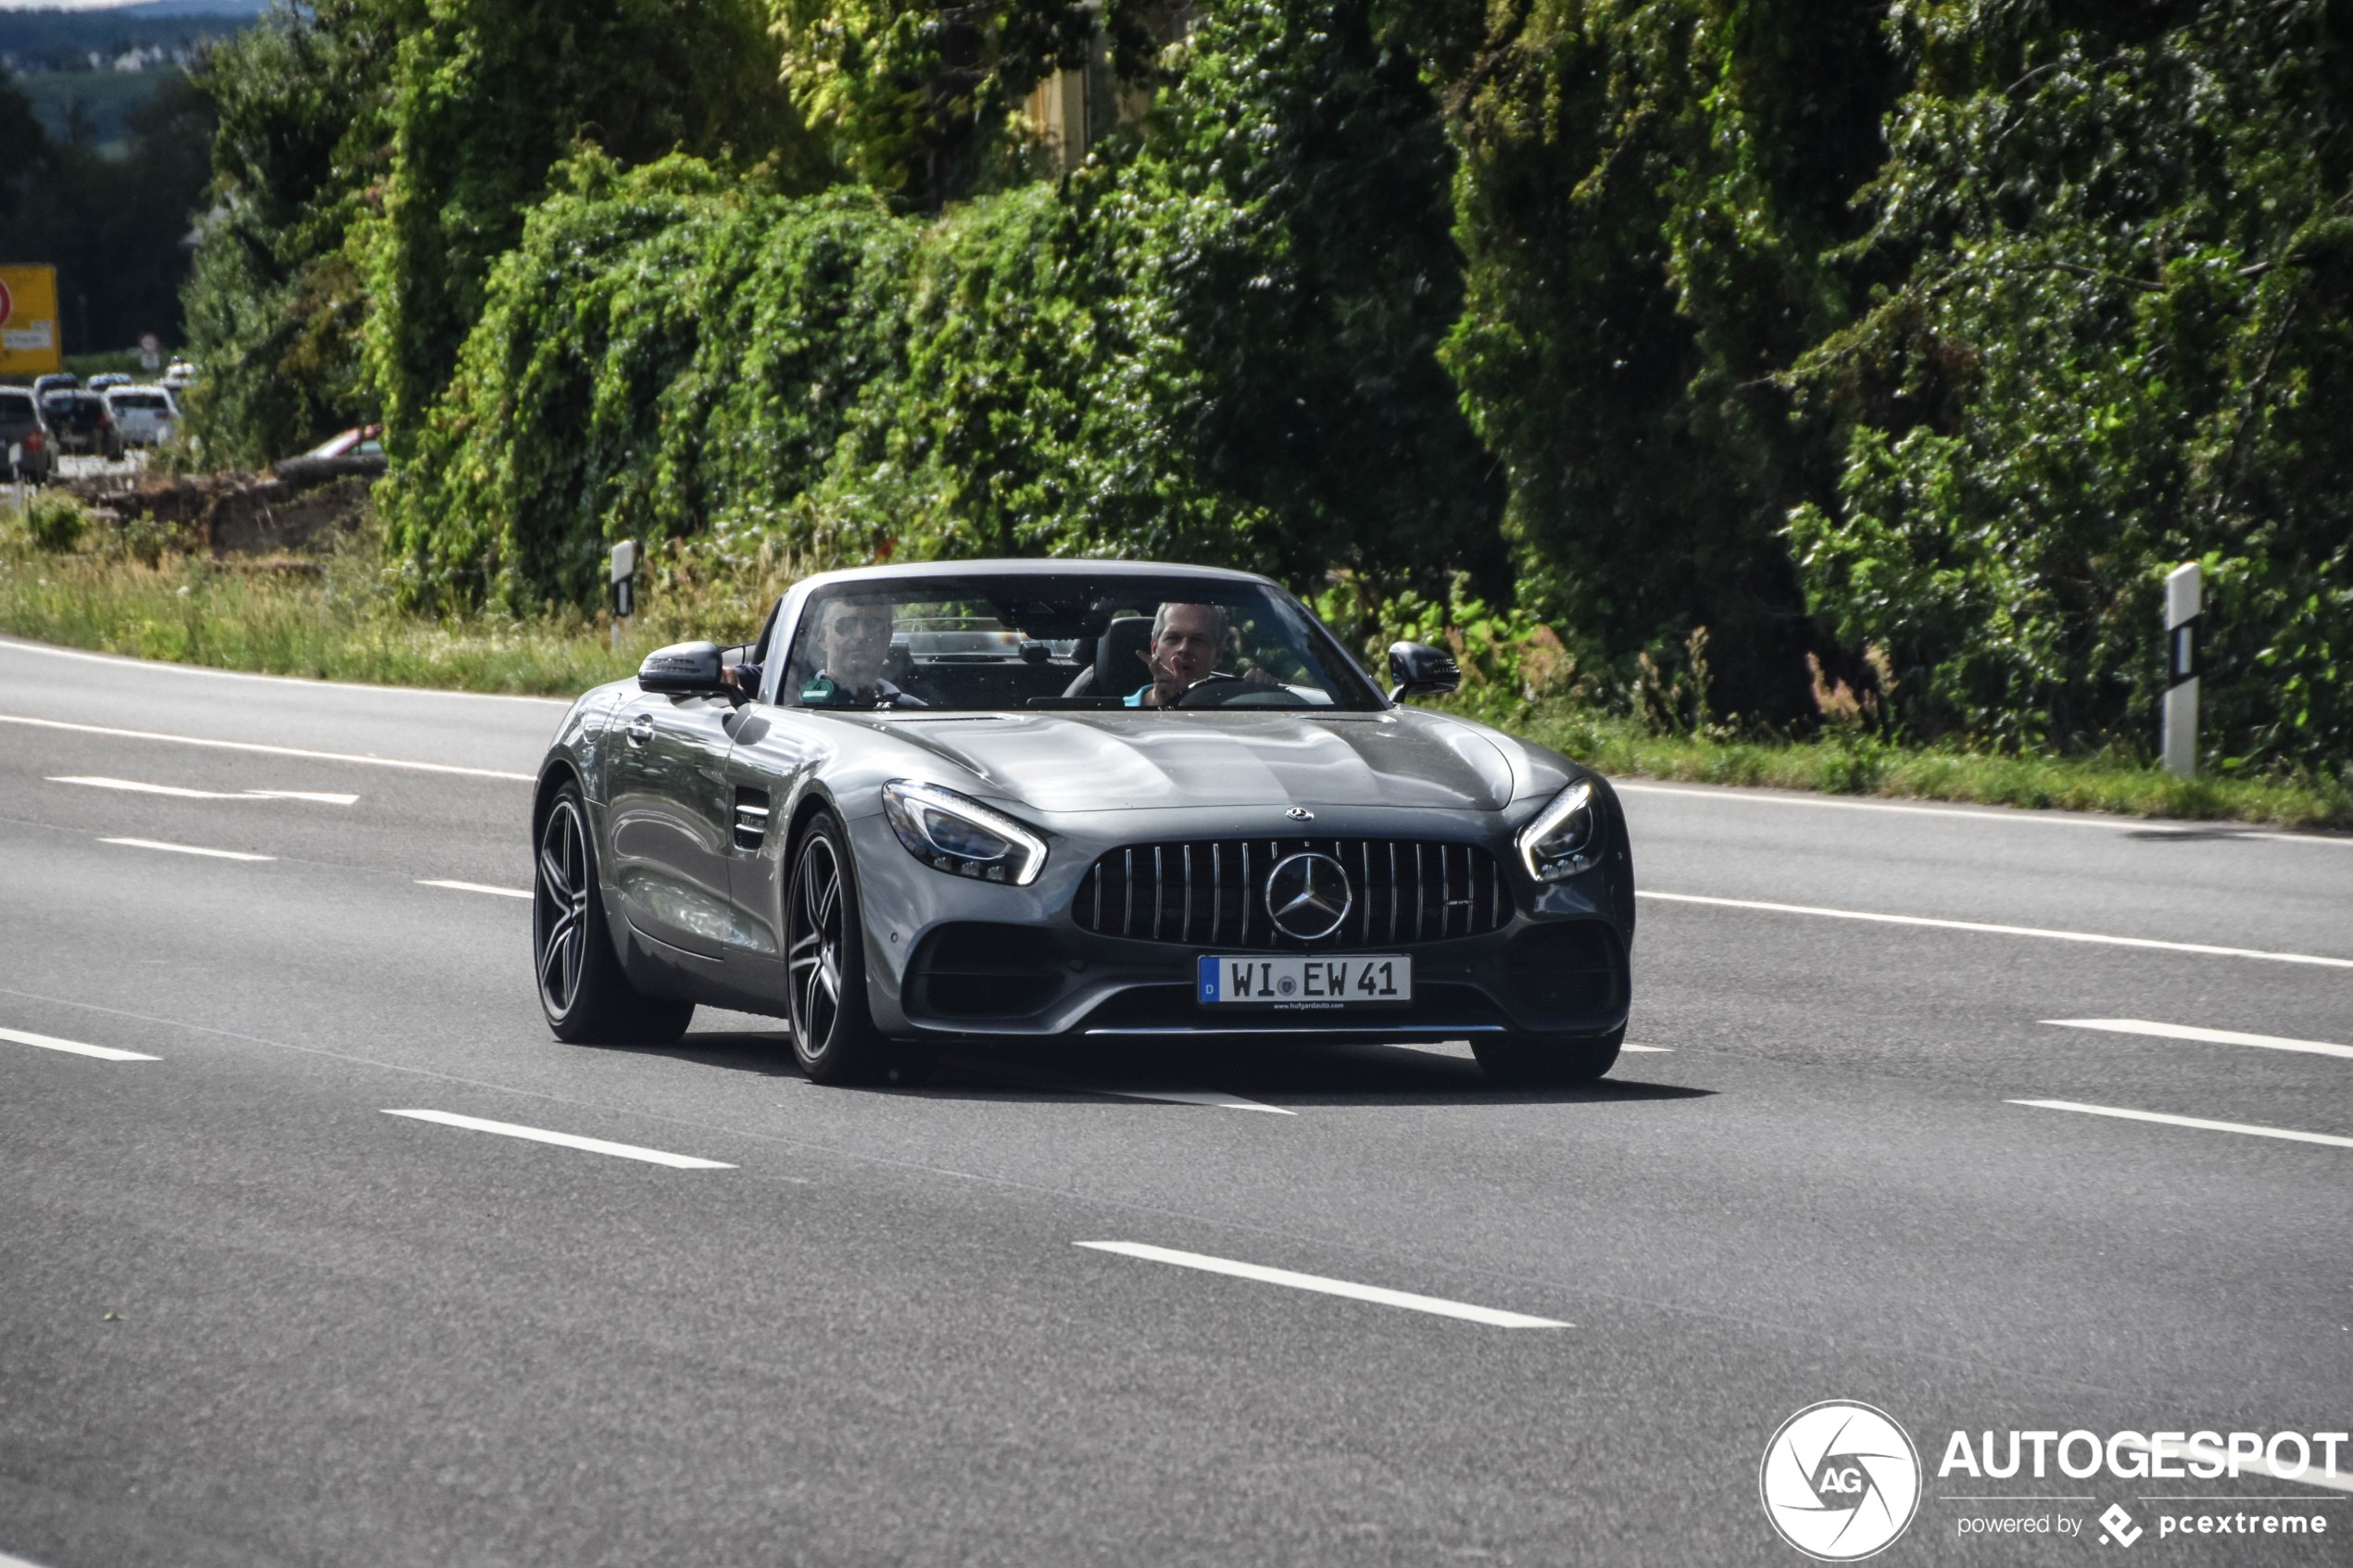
625, 713, 654, 746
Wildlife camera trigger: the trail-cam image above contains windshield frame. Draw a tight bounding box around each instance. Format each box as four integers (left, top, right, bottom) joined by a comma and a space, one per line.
761, 571, 1388, 714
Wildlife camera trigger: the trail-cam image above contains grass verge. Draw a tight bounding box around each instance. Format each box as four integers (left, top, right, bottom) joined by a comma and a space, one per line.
3, 524, 2346, 830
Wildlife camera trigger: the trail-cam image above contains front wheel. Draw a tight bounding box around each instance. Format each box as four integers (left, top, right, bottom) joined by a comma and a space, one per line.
1472, 1027, 1623, 1086
534, 784, 694, 1045
784, 813, 901, 1085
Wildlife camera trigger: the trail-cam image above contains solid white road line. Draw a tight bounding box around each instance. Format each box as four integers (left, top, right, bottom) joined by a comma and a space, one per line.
1615, 782, 2353, 846
98, 836, 274, 862
2045, 1018, 2353, 1061
0, 636, 569, 704
0, 713, 533, 782
1638, 890, 2353, 970
51, 775, 359, 806
381, 1110, 735, 1168
1096, 1087, 1295, 1114
2007, 1099, 2353, 1151
1621, 1043, 1673, 1053
2114, 1435, 2353, 1496
419, 879, 534, 900
0, 1025, 159, 1061
1074, 1241, 1569, 1328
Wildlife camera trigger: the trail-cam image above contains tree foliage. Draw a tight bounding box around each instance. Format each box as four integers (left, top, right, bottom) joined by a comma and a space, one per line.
182, 0, 414, 468
1785, 0, 2353, 768
382, 0, 1502, 619
1441, 0, 1895, 724
766, 0, 1162, 205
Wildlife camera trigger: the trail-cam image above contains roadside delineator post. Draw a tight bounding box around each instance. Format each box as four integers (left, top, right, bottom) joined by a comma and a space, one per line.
609, 539, 637, 651
2162, 561, 2200, 778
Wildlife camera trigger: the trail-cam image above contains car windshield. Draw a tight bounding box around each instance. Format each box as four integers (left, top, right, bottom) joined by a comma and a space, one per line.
0, 392, 32, 418
778, 574, 1384, 712
112, 393, 168, 411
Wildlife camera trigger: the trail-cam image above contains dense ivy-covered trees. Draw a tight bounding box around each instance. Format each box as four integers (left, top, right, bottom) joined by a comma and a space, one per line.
1785, 0, 2353, 766
190, 0, 2352, 771
384, 0, 1503, 619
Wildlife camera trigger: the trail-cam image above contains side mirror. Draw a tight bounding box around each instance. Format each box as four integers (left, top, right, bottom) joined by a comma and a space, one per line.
637, 641, 736, 701
1387, 641, 1462, 703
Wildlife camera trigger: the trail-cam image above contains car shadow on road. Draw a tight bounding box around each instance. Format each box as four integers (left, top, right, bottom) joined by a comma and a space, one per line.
581, 1029, 1714, 1108
924, 1038, 1716, 1109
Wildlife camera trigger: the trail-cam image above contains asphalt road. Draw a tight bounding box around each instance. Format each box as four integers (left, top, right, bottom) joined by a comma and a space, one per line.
3, 633, 2348, 1567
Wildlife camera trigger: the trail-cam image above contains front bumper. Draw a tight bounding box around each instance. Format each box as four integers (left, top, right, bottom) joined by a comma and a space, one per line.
847, 810, 1632, 1047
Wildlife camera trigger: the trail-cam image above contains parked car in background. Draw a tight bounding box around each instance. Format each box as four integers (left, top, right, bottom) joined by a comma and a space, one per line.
31, 372, 78, 401
40, 391, 125, 460
1, 386, 54, 483
87, 373, 132, 392
161, 358, 199, 391
104, 385, 180, 447
298, 423, 384, 459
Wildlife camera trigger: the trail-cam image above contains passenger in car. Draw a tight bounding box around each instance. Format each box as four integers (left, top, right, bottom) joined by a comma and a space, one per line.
724, 598, 926, 707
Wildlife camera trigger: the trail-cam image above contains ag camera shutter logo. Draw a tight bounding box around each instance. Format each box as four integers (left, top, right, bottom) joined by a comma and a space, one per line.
1760, 1400, 1922, 1560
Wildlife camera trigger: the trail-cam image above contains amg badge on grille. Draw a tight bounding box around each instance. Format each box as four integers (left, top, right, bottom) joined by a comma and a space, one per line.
1265, 852, 1353, 941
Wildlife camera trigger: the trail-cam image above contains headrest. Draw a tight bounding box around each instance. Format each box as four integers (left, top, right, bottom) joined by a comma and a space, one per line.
1097, 615, 1155, 696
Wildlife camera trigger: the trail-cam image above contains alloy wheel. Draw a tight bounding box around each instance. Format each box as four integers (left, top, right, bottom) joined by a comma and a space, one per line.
535, 797, 592, 1016
787, 833, 846, 1053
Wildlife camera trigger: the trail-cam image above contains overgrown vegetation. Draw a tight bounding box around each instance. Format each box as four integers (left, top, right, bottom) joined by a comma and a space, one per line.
102, 0, 2352, 793
382, 0, 1501, 630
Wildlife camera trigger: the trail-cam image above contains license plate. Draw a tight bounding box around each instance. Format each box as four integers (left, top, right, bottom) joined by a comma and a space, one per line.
1197, 954, 1412, 1008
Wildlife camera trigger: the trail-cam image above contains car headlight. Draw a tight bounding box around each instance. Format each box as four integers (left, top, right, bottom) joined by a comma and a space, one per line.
1516, 780, 1600, 883
881, 780, 1048, 886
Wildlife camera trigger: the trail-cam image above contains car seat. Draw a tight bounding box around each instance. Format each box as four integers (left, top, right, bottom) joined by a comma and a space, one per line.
1063, 615, 1154, 698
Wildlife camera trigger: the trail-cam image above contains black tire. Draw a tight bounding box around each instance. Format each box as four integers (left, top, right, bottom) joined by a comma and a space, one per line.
1472, 1027, 1623, 1086
534, 783, 694, 1045
784, 812, 906, 1085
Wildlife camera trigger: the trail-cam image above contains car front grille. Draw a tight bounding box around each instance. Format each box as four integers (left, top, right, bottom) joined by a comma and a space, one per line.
1071, 838, 1513, 949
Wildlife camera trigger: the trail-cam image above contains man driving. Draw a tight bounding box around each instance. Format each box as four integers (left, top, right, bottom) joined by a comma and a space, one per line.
1124, 602, 1278, 707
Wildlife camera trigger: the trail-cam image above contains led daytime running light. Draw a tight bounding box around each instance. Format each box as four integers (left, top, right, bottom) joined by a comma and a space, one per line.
881, 780, 1049, 886
1516, 780, 1598, 883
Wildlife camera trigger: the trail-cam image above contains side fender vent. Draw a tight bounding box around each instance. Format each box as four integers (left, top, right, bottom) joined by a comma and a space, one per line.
732, 787, 771, 851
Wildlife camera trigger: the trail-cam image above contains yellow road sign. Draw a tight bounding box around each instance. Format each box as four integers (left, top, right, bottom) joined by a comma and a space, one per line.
0, 265, 62, 375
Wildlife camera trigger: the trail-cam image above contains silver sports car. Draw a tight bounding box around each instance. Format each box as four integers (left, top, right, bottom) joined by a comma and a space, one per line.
531, 559, 1634, 1085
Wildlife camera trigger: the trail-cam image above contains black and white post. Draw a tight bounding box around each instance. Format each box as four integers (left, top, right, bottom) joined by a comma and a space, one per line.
609, 539, 637, 651
2162, 560, 2200, 778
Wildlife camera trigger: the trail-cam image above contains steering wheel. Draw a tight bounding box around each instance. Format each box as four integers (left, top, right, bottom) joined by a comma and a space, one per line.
1173, 674, 1308, 709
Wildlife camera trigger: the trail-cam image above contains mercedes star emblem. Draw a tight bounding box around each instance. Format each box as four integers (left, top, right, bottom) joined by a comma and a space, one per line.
1264, 851, 1353, 941
1285, 806, 1314, 822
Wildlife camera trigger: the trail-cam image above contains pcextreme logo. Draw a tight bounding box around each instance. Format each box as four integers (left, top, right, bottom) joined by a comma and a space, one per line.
1760, 1400, 1924, 1561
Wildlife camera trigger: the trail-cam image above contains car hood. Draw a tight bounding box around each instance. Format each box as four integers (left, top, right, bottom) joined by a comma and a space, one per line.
874, 709, 1529, 814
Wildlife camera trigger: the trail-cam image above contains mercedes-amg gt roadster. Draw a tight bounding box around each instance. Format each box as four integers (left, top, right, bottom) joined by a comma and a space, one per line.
531, 560, 1635, 1085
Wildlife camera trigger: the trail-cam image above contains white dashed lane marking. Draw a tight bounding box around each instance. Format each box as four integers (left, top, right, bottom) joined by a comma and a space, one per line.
418, 879, 533, 900
1076, 1241, 1569, 1328
1641, 891, 2353, 970
99, 837, 274, 862
381, 1110, 736, 1168
2045, 1018, 2353, 1060
0, 1025, 159, 1061
2008, 1099, 2353, 1151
